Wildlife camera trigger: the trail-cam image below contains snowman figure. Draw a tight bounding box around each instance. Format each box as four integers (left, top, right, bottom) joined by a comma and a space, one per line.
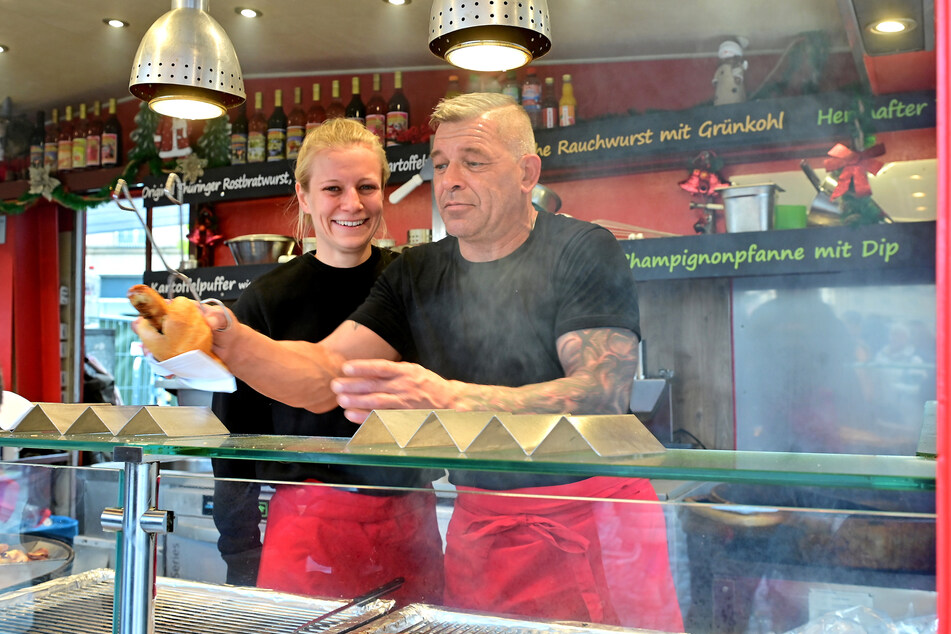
713, 38, 749, 105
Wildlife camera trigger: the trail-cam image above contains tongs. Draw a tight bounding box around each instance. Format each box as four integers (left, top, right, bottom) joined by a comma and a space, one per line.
112, 176, 227, 313
292, 577, 404, 633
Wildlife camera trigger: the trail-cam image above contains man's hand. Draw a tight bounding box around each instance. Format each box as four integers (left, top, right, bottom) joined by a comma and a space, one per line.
331, 360, 461, 423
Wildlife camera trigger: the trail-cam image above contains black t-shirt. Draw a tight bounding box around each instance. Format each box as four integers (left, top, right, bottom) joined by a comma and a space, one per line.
350, 211, 640, 488
212, 246, 429, 487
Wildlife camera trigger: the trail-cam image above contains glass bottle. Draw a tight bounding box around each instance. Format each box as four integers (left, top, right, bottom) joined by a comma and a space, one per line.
385, 71, 410, 146
286, 86, 306, 160
101, 98, 122, 167
57, 105, 73, 172
86, 100, 103, 169
326, 80, 346, 119
267, 89, 288, 161
230, 102, 248, 165
307, 83, 326, 132
521, 69, 542, 128
44, 108, 59, 171
247, 91, 267, 163
446, 74, 462, 99
72, 103, 88, 170
501, 70, 520, 102
559, 74, 577, 127
365, 73, 387, 145
540, 77, 558, 129
345, 77, 366, 124
30, 110, 45, 168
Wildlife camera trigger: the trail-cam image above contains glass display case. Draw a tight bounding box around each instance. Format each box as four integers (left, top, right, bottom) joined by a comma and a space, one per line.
0, 428, 936, 634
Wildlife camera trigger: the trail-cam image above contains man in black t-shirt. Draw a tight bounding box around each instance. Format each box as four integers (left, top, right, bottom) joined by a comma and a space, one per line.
204, 94, 682, 631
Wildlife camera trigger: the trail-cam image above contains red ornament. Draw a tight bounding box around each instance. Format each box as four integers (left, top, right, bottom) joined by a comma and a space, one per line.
823, 143, 885, 199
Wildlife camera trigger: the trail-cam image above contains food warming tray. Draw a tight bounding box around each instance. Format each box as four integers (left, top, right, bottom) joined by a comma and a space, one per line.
356, 603, 666, 634
0, 534, 74, 593
0, 569, 393, 633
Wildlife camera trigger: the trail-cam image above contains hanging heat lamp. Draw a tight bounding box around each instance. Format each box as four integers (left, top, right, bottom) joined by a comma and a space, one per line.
129, 0, 245, 120
428, 0, 552, 72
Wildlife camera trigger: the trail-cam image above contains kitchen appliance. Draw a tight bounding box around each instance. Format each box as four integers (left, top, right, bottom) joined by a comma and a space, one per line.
800, 160, 845, 225
719, 183, 783, 233
225, 234, 297, 265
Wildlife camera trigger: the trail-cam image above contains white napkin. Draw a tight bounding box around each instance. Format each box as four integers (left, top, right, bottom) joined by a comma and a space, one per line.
1, 391, 34, 431
146, 351, 237, 393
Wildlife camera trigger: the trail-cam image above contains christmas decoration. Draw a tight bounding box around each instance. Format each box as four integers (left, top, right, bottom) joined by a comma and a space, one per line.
27, 165, 61, 201
176, 154, 208, 184
679, 151, 731, 234
823, 143, 885, 200
156, 117, 192, 159
197, 115, 231, 168
713, 38, 748, 106
187, 203, 223, 268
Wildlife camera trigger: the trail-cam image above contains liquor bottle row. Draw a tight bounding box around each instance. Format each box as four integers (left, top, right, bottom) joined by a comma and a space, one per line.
230, 72, 411, 165
446, 69, 577, 130
30, 99, 123, 173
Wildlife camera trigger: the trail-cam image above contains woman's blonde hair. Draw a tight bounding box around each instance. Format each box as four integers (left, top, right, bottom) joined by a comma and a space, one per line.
293, 118, 390, 243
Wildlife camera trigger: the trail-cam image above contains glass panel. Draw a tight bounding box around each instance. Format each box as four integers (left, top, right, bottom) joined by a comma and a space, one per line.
734, 274, 936, 455
0, 462, 119, 594
0, 436, 935, 492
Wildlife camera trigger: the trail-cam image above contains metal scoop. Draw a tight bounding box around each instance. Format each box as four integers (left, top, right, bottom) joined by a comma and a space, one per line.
389, 157, 433, 204
800, 160, 844, 225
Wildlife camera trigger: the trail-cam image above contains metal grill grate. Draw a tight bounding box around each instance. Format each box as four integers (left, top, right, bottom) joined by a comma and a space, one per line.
0, 570, 389, 634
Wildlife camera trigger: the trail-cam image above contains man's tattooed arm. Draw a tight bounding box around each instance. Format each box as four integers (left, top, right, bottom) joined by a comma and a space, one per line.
452, 327, 638, 415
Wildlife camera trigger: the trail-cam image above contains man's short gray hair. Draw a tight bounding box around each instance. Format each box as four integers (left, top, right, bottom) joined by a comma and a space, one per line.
430, 92, 536, 157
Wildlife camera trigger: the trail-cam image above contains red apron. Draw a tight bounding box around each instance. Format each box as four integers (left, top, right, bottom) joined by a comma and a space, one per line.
257, 483, 444, 607
443, 476, 683, 632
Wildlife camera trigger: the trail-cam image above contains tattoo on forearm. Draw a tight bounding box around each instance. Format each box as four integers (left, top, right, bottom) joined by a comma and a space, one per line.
456, 327, 638, 415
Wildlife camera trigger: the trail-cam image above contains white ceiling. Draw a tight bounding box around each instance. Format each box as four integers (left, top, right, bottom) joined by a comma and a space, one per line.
0, 0, 852, 116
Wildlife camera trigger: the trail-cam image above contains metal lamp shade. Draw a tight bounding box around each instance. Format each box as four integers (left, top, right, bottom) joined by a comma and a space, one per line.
429, 0, 552, 72
129, 0, 245, 120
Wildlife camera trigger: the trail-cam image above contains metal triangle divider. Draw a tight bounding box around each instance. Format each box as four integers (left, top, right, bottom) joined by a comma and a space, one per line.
117, 406, 229, 437
462, 414, 527, 455
531, 417, 600, 457
348, 409, 435, 448
564, 414, 667, 457
13, 403, 92, 435
73, 405, 146, 435
429, 411, 510, 452
496, 414, 571, 456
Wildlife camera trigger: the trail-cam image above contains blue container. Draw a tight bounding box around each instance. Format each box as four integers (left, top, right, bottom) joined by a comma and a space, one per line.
24, 515, 79, 545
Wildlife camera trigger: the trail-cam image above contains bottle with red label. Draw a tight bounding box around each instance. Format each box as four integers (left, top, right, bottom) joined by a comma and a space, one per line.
72, 103, 88, 170
247, 92, 267, 163
57, 105, 74, 172
307, 83, 326, 133
385, 71, 410, 146
365, 73, 386, 146
286, 86, 306, 160
44, 108, 59, 171
86, 100, 103, 169
101, 98, 122, 166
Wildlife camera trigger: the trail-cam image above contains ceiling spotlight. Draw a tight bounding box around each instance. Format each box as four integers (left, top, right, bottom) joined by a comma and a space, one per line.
869, 18, 917, 34
0, 45, 8, 53
129, 0, 245, 120
429, 0, 552, 72
104, 18, 129, 28
235, 7, 262, 18
383, 0, 411, 5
